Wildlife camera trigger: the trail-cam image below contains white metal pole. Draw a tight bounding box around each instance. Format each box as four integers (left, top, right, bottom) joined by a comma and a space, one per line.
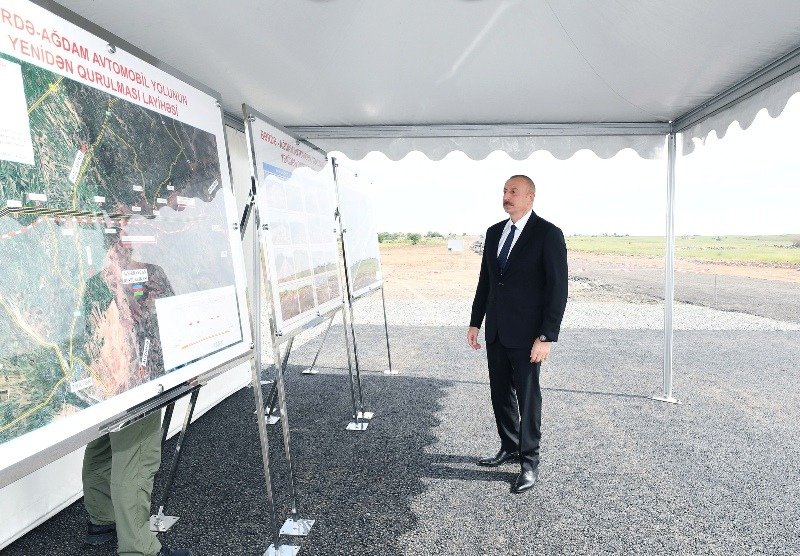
654, 131, 680, 404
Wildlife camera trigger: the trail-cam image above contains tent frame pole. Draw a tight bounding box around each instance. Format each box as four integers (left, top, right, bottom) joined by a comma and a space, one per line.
653, 131, 681, 405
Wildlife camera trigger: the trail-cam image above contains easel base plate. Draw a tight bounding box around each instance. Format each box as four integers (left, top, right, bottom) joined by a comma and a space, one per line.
383, 369, 399, 375
301, 368, 320, 375
347, 411, 374, 431
266, 414, 280, 425
264, 544, 300, 556
149, 514, 179, 533
280, 517, 315, 536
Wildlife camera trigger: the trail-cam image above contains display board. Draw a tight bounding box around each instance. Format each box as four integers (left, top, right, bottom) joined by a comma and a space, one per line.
335, 163, 383, 299
0, 0, 251, 485
243, 106, 342, 337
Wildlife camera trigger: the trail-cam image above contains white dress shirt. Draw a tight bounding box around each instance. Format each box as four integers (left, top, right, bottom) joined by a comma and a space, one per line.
496, 208, 533, 257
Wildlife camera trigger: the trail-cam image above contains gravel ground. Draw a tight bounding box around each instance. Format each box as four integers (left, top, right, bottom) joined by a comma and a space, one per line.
348, 292, 800, 332
4, 315, 799, 555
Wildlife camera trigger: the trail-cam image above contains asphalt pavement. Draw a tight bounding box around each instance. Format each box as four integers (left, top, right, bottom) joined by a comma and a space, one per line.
569, 258, 800, 324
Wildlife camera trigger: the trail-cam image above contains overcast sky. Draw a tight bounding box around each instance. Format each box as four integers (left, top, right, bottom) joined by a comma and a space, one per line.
334, 95, 800, 237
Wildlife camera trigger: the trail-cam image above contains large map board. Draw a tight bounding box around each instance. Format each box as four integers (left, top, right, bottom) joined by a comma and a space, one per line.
335, 164, 383, 299
0, 1, 252, 484
244, 107, 342, 337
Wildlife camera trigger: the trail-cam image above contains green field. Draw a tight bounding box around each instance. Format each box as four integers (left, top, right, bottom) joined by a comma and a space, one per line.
566, 235, 800, 266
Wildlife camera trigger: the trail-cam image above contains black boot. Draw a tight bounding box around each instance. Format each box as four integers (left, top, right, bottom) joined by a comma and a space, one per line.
84, 521, 116, 546
159, 547, 192, 556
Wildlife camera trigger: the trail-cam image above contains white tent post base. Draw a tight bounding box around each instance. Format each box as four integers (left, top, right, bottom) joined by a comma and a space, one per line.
651, 395, 682, 405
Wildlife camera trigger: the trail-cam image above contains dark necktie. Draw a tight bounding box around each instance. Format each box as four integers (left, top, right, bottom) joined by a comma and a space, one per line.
497, 224, 516, 274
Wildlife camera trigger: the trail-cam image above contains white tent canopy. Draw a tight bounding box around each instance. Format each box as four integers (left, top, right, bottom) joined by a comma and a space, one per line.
4, 0, 800, 549
57, 0, 800, 159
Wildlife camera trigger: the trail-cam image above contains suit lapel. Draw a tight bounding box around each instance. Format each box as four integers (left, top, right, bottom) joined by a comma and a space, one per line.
502, 212, 539, 274
487, 223, 504, 277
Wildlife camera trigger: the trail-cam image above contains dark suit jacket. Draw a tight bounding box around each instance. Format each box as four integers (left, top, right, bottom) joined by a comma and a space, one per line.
470, 212, 568, 348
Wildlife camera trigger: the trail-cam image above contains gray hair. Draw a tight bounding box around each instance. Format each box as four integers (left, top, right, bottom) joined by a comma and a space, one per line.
507, 174, 535, 194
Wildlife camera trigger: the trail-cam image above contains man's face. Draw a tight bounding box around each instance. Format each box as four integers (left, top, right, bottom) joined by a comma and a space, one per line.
502, 178, 534, 215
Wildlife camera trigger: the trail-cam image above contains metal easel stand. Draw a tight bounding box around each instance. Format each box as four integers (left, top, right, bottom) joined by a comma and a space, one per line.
301, 313, 336, 375
150, 386, 202, 533
239, 164, 305, 554
338, 292, 368, 431
331, 158, 374, 431
96, 359, 247, 536
343, 297, 373, 430
258, 237, 315, 547
251, 208, 307, 555
244, 116, 314, 552
271, 335, 314, 538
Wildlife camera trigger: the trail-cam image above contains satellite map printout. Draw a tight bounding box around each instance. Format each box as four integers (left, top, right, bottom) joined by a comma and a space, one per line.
0, 2, 247, 449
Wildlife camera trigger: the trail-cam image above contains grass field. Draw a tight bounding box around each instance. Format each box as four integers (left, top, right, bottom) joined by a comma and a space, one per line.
379, 234, 800, 266
566, 235, 800, 266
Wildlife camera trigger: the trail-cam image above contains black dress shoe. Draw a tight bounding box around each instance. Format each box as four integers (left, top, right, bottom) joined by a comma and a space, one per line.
85, 521, 116, 545
511, 464, 540, 494
159, 547, 192, 556
477, 449, 520, 467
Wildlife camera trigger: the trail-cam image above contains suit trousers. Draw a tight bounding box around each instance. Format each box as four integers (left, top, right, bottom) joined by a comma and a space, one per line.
82, 411, 162, 556
486, 339, 542, 465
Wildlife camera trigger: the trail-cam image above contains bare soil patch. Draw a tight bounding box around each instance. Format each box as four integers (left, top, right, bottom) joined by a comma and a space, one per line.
379, 240, 800, 302
571, 251, 800, 283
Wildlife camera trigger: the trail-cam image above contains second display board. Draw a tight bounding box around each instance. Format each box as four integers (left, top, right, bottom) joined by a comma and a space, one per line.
244, 107, 342, 336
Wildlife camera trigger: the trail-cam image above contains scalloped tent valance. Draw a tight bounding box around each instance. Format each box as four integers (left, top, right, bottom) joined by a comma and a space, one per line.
292, 127, 669, 161
681, 71, 800, 154
57, 0, 800, 161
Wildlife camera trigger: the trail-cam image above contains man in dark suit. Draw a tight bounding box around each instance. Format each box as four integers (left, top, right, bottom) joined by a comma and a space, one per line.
467, 174, 568, 494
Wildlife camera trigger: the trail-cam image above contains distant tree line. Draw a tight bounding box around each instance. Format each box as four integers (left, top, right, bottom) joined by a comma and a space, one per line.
378, 231, 468, 245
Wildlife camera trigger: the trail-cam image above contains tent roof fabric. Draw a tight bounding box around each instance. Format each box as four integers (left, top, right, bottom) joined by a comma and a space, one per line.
55, 0, 800, 159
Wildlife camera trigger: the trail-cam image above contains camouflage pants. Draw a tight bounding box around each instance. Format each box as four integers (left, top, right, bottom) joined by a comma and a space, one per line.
82, 411, 162, 556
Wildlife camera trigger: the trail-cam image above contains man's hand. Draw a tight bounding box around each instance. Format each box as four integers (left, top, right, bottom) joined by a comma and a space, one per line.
467, 326, 482, 350
530, 338, 551, 363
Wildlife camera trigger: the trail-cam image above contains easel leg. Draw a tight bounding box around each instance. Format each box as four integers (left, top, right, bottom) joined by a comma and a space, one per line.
262, 349, 287, 426
302, 314, 335, 375
249, 206, 292, 555
161, 401, 175, 445
340, 303, 364, 430
150, 388, 200, 533
344, 302, 373, 430
380, 286, 397, 375
272, 337, 315, 537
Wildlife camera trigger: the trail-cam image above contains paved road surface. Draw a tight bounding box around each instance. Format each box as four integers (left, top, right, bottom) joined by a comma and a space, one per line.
570, 255, 800, 324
